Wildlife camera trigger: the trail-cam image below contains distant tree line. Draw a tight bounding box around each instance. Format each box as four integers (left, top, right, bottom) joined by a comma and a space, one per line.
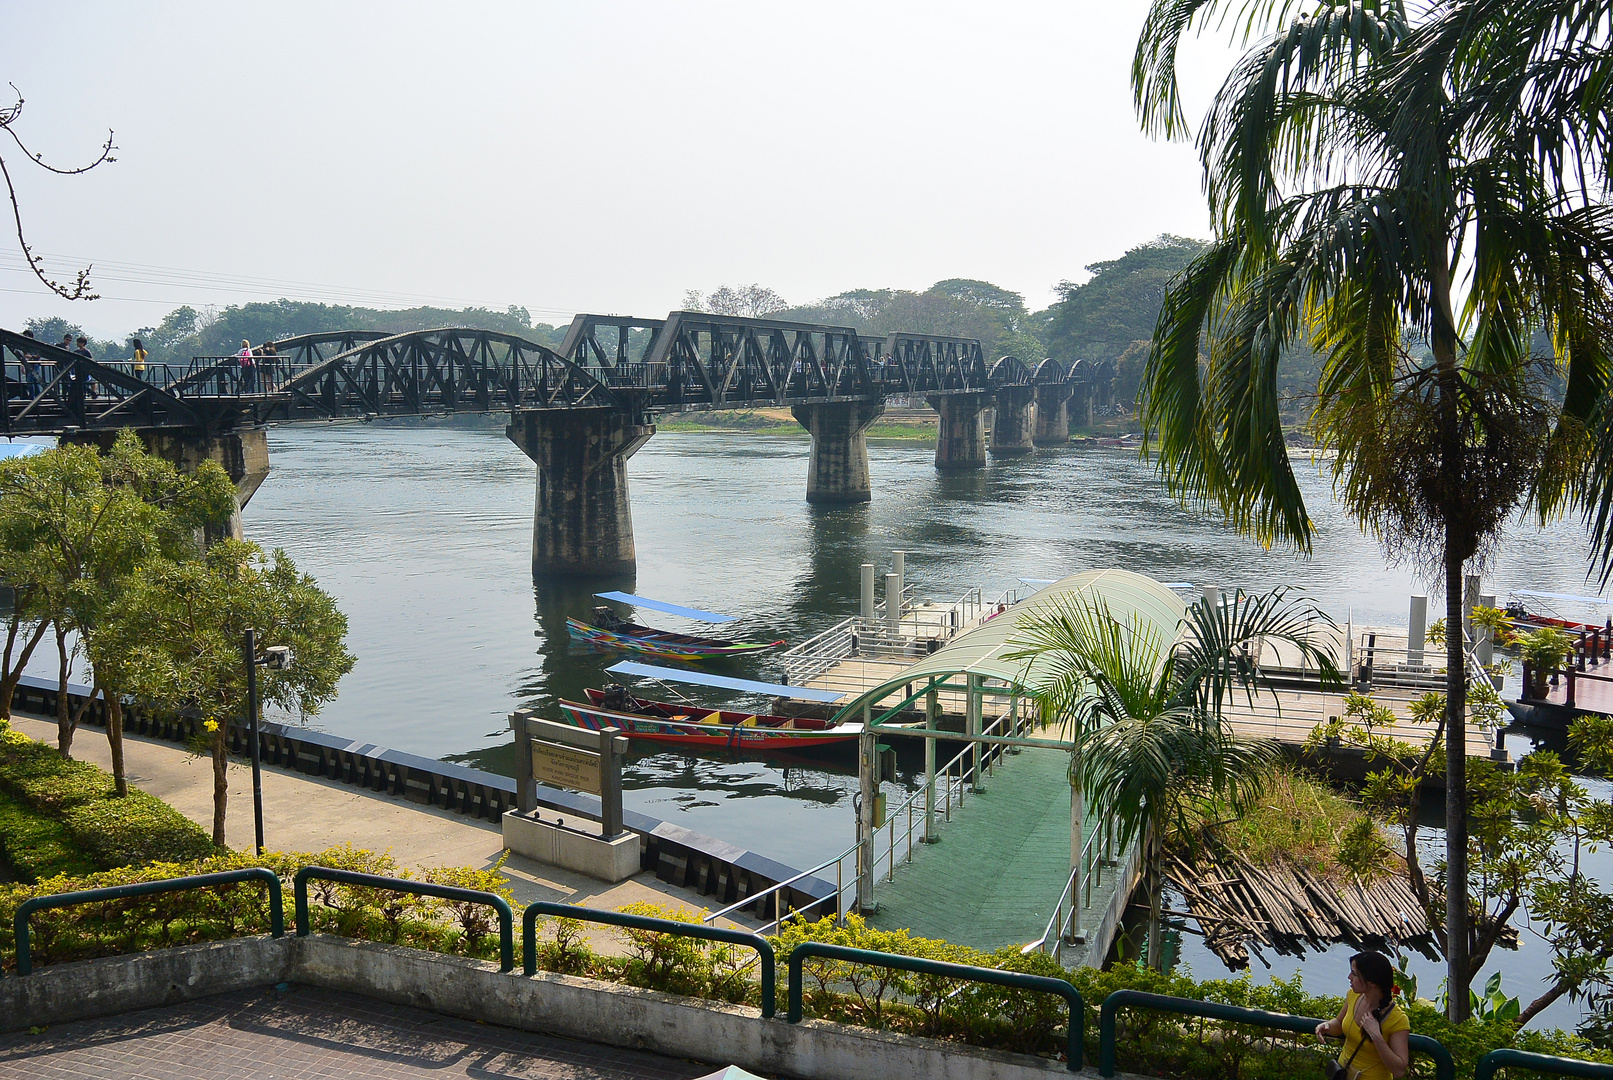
24, 302, 571, 372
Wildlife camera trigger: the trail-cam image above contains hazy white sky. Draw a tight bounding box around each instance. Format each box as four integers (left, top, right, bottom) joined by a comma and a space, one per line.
1, 1, 1229, 339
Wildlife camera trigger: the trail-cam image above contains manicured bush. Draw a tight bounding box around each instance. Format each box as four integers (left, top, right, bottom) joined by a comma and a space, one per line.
0, 725, 213, 872
0, 790, 98, 881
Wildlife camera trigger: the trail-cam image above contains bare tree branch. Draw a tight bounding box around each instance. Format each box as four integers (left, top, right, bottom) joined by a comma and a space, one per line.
0, 84, 115, 301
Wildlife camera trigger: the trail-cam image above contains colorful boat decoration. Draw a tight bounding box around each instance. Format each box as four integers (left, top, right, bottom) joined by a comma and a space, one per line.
567, 606, 784, 662
554, 686, 859, 752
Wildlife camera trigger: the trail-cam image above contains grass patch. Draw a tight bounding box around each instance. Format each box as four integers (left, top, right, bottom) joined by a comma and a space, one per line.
1183, 764, 1383, 882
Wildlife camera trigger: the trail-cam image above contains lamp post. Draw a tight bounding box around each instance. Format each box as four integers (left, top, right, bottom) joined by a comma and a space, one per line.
242, 628, 293, 856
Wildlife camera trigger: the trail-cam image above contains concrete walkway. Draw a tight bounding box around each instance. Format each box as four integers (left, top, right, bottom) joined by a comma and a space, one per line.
8, 714, 762, 938
0, 985, 707, 1080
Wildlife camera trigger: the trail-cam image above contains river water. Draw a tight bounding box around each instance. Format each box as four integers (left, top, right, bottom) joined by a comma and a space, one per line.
235, 417, 1606, 1027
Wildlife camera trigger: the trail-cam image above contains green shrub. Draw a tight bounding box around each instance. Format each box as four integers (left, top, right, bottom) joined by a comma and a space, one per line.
0, 727, 213, 870
0, 790, 98, 881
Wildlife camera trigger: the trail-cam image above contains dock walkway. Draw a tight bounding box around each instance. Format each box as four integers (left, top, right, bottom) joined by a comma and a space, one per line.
868, 744, 1120, 959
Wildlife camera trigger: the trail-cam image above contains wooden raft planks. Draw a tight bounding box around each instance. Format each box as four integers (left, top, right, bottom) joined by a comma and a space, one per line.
1167, 850, 1431, 969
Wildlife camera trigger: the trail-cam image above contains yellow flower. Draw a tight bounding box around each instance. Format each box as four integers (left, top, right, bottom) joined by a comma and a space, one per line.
203, 719, 219, 732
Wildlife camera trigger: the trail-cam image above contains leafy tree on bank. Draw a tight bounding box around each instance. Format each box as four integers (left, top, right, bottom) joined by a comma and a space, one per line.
1131, 0, 1613, 1018
1040, 235, 1207, 366
0, 435, 236, 782
101, 540, 353, 846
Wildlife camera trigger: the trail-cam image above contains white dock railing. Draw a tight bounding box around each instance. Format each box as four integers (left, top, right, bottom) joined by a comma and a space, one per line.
701, 709, 1028, 934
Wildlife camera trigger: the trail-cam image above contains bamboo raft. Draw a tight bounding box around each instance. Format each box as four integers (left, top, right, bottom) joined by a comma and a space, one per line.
1167, 851, 1432, 969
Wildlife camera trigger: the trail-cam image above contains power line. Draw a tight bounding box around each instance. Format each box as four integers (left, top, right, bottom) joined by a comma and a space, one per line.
0, 252, 584, 318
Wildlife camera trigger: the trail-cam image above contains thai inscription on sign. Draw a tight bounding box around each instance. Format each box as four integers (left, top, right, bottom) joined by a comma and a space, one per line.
532, 742, 601, 795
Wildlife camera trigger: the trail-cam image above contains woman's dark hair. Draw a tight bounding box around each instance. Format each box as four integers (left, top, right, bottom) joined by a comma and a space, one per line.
132, 338, 142, 349
1351, 951, 1396, 1004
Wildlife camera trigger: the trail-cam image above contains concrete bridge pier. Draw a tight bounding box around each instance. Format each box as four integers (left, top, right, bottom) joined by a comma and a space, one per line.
1033, 386, 1071, 446
64, 428, 271, 543
792, 401, 883, 503
507, 407, 655, 576
990, 387, 1035, 456
928, 393, 989, 469
1067, 383, 1094, 432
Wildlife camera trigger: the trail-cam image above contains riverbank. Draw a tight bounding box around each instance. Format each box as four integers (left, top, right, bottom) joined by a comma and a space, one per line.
3, 714, 757, 934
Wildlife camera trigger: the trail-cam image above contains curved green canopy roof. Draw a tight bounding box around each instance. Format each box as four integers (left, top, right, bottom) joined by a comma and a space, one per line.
831, 568, 1187, 726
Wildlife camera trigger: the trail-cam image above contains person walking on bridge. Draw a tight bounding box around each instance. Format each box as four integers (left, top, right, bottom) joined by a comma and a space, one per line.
131, 338, 147, 382
238, 339, 255, 393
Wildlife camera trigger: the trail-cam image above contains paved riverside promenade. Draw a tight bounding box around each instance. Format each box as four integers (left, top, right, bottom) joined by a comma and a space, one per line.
0, 985, 707, 1080
8, 713, 762, 935
868, 743, 1128, 965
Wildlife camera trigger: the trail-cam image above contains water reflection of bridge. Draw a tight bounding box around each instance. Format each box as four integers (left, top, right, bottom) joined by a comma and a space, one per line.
0, 313, 1115, 574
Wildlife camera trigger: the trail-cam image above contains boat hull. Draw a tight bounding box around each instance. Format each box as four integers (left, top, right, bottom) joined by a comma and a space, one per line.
566, 618, 783, 662
556, 696, 860, 753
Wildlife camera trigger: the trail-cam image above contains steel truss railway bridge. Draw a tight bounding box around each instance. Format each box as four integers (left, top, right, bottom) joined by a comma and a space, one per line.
0, 313, 1114, 573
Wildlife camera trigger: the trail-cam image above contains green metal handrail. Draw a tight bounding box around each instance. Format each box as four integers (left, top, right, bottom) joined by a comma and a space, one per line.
1475, 1048, 1613, 1080
293, 866, 514, 973
11, 867, 284, 977
1097, 989, 1454, 1080
523, 901, 776, 1018
785, 940, 1084, 1071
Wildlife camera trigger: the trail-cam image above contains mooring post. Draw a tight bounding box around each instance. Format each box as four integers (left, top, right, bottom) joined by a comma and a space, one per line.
892, 550, 905, 613
1408, 594, 1429, 667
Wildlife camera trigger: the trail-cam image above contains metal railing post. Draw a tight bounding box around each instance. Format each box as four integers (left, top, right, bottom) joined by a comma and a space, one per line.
294, 866, 514, 973
522, 901, 775, 1018
12, 868, 284, 977
786, 941, 1082, 1071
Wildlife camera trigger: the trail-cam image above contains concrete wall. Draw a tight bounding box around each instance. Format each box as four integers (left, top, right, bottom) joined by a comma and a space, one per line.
5, 935, 1108, 1079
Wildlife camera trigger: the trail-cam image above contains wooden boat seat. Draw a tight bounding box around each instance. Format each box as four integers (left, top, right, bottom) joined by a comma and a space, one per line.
699, 712, 723, 724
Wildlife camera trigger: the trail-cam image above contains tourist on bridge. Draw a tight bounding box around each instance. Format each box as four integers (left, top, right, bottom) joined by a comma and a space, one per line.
18, 330, 42, 397
238, 339, 255, 392
73, 337, 97, 397
131, 338, 147, 381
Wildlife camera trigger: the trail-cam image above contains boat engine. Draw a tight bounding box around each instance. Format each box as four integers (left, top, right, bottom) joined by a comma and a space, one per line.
600, 683, 631, 711
592, 605, 627, 631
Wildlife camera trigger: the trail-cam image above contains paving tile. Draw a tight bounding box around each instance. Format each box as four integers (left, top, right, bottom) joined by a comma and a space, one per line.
0, 986, 712, 1080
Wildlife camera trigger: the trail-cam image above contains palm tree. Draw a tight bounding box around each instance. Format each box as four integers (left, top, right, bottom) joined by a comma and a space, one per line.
1130, 0, 1613, 1017
1006, 587, 1338, 967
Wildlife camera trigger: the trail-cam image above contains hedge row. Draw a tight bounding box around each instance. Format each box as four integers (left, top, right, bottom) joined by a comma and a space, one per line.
0, 725, 214, 878
5, 848, 1610, 1079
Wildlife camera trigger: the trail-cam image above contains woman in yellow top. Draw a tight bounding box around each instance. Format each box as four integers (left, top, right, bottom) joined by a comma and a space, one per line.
131, 338, 147, 380
1314, 951, 1411, 1080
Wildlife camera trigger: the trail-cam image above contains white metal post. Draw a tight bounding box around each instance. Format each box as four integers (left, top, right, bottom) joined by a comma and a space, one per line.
967, 673, 984, 793
893, 550, 905, 613
861, 563, 875, 620
857, 707, 876, 913
885, 573, 901, 637
924, 685, 937, 841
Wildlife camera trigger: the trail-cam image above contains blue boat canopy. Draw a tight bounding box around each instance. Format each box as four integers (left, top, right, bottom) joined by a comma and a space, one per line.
594, 591, 738, 623
606, 661, 844, 704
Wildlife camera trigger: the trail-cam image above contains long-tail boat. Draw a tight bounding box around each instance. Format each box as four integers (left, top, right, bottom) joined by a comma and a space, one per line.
566, 606, 784, 662
554, 685, 859, 752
